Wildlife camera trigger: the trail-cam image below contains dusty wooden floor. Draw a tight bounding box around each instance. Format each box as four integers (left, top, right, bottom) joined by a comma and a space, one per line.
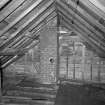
55, 81, 105, 105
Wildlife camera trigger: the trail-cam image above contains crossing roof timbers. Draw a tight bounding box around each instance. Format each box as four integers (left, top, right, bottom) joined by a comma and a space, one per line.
0, 0, 105, 67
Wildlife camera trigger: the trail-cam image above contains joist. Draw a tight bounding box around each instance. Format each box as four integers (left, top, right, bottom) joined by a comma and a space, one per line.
0, 0, 26, 22
57, 2, 105, 52
78, 0, 105, 20
0, 39, 39, 64
0, 0, 11, 9
61, 19, 105, 58
2, 41, 39, 68
5, 6, 55, 49
0, 0, 44, 37
0, 12, 56, 67
59, 12, 105, 57
1, 40, 39, 59
70, 0, 105, 27
2, 55, 23, 68
8, 11, 56, 50
0, 0, 54, 50
57, 1, 105, 41
0, 49, 26, 56
57, 2, 105, 49
59, 0, 105, 37
60, 11, 105, 54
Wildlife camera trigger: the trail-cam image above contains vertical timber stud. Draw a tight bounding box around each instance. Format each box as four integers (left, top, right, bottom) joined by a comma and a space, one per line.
0, 60, 3, 104
56, 1, 60, 83
98, 58, 101, 82
82, 45, 85, 80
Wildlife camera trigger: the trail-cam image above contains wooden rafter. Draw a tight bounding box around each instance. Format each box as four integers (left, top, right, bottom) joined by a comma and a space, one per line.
1, 40, 39, 68
58, 11, 105, 57
0, 0, 26, 22
61, 18, 105, 58
57, 1, 105, 41
0, 0, 11, 10
5, 6, 55, 49
0, 0, 54, 50
56, 1, 105, 52
0, 10, 57, 67
59, 0, 105, 38
0, 0, 44, 37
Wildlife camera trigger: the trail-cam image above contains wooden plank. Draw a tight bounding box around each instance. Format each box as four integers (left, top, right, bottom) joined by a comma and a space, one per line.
0, 0, 10, 9
59, 13, 105, 57
12, 13, 56, 50
57, 2, 105, 51
57, 1, 105, 41
3, 96, 54, 105
79, 0, 105, 20
1, 10, 56, 68
6, 6, 55, 49
2, 41, 39, 68
2, 55, 22, 68
0, 49, 27, 56
59, 0, 105, 37
0, 0, 54, 50
60, 12, 105, 54
70, 0, 105, 27
0, 0, 44, 37
0, 0, 26, 22
61, 20, 105, 58
57, 2, 105, 52
1, 14, 56, 68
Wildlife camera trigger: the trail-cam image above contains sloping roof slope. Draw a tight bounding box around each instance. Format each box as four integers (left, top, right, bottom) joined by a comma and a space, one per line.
0, 0, 105, 68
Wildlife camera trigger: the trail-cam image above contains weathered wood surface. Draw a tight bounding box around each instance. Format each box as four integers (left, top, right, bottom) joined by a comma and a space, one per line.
55, 81, 105, 105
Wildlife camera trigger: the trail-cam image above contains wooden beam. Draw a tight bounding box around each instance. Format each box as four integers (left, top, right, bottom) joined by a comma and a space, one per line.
6, 6, 55, 49
0, 0, 44, 37
59, 12, 105, 57
0, 0, 11, 9
74, 0, 105, 21
0, 40, 39, 64
79, 0, 105, 28
61, 19, 105, 58
80, 0, 105, 19
57, 1, 105, 42
56, 2, 105, 52
0, 40, 39, 66
0, 0, 54, 50
0, 49, 26, 56
59, 0, 105, 38
1, 13, 56, 67
2, 41, 39, 68
6, 10, 55, 50
12, 13, 56, 50
0, 0, 26, 22
2, 55, 22, 68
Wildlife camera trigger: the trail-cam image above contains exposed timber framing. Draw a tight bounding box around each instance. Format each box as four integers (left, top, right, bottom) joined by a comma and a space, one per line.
0, 0, 44, 37
5, 6, 55, 49
0, 0, 26, 22
59, 12, 105, 57
56, 2, 105, 53
0, 0, 11, 10
0, 0, 54, 50
1, 40, 39, 68
58, 0, 105, 38
0, 11, 57, 67
57, 1, 105, 41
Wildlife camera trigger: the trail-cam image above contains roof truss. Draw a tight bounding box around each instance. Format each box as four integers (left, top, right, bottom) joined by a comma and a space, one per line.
0, 0, 105, 68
